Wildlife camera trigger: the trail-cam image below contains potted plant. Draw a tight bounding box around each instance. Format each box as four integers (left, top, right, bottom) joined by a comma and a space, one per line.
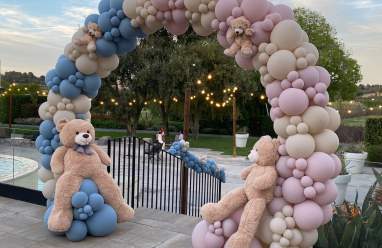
235, 126, 249, 148
343, 143, 367, 174
334, 158, 351, 205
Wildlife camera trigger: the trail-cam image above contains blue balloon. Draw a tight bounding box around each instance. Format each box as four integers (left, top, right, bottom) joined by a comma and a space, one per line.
111, 16, 120, 27
84, 205, 92, 214
84, 74, 102, 95
117, 10, 125, 19
39, 120, 55, 139
72, 192, 89, 208
85, 14, 99, 26
98, 12, 113, 33
86, 204, 117, 236
42, 139, 50, 147
75, 79, 85, 88
54, 134, 60, 142
45, 69, 57, 84
55, 56, 76, 79
96, 38, 117, 57
43, 205, 53, 226
51, 139, 60, 150
119, 19, 137, 39
111, 27, 120, 37
44, 146, 54, 155
98, 0, 110, 13
46, 199, 54, 208
41, 154, 52, 169
108, 8, 117, 16
88, 193, 104, 211
52, 85, 59, 93
75, 71, 85, 79
79, 179, 99, 195
104, 32, 113, 41
116, 38, 137, 55
69, 75, 77, 83
110, 0, 124, 10
79, 213, 88, 220
59, 79, 81, 99
35, 135, 44, 149
65, 220, 88, 242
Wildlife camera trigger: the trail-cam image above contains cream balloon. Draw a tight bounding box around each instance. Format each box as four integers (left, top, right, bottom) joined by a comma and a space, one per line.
286, 134, 315, 159
184, 0, 202, 12
192, 23, 214, 36
325, 107, 341, 131
123, 0, 138, 19
300, 229, 318, 248
302, 106, 330, 134
302, 42, 319, 61
274, 116, 290, 138
38, 167, 54, 182
42, 179, 56, 199
200, 11, 216, 30
314, 129, 339, 154
270, 20, 304, 51
47, 90, 63, 106
98, 54, 119, 70
76, 54, 98, 75
255, 211, 273, 244
53, 110, 76, 126
96, 67, 111, 78
38, 102, 51, 120
267, 50, 297, 80
72, 95, 92, 114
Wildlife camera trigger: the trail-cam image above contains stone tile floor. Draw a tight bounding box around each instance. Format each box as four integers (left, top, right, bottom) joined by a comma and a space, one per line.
0, 197, 199, 248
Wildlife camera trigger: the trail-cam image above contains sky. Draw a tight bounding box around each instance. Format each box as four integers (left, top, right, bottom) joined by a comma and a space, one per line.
0, 0, 381, 84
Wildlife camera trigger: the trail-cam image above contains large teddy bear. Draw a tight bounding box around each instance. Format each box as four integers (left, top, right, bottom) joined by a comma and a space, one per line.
48, 119, 134, 232
224, 16, 254, 58
201, 136, 279, 248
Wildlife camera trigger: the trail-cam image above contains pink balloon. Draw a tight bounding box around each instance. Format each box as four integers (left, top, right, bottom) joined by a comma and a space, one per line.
251, 22, 271, 45
293, 169, 305, 179
230, 207, 244, 224
232, 6, 243, 17
314, 180, 337, 205
211, 19, 219, 29
294, 200, 324, 231
266, 80, 283, 100
287, 157, 296, 169
301, 176, 313, 187
192, 220, 210, 248
287, 71, 299, 81
292, 79, 304, 89
156, 11, 164, 21
270, 97, 279, 107
280, 79, 291, 89
235, 52, 254, 70
261, 19, 274, 32
296, 158, 308, 170
299, 66, 319, 89
215, 0, 239, 21
222, 218, 238, 237
313, 182, 326, 194
274, 185, 282, 197
277, 177, 285, 186
205, 232, 225, 248
313, 93, 328, 107
217, 32, 230, 48
270, 107, 283, 119
315, 82, 327, 93
306, 152, 335, 182
278, 144, 287, 155
250, 239, 263, 248
268, 197, 288, 214
174, 0, 184, 8
172, 9, 187, 23
304, 186, 317, 199
151, 0, 169, 11
305, 87, 317, 99
271, 4, 294, 20
316, 66, 331, 86
276, 156, 293, 178
331, 154, 342, 178
241, 0, 269, 22
282, 177, 306, 204
166, 20, 189, 35
278, 88, 309, 115
321, 204, 333, 225
219, 22, 228, 31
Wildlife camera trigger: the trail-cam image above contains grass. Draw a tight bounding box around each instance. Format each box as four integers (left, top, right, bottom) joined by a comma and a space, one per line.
342, 115, 382, 127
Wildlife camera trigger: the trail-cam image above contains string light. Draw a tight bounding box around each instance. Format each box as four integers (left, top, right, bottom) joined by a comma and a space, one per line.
144, 101, 148, 105
115, 102, 119, 106
369, 107, 374, 111
207, 74, 212, 80
100, 101, 104, 105
197, 79, 202, 85
128, 102, 133, 106
201, 90, 205, 94
347, 110, 352, 114
250, 93, 254, 96
111, 98, 115, 103
159, 100, 163, 104
260, 95, 265, 100
172, 97, 178, 102
328, 102, 332, 106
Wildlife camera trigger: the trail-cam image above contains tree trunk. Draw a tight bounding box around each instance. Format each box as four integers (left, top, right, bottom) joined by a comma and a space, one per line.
160, 103, 169, 136
191, 112, 200, 138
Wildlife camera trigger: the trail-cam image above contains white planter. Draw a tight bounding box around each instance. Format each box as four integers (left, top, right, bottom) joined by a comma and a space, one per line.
334, 174, 351, 205
235, 133, 249, 148
344, 152, 368, 174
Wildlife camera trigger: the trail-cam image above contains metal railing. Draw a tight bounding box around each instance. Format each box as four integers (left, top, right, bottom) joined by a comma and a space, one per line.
107, 136, 222, 217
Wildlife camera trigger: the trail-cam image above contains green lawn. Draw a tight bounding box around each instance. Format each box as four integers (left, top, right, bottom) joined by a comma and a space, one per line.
342, 115, 382, 127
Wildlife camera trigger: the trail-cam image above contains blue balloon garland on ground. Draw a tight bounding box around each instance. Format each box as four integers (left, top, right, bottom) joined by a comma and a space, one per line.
44, 179, 117, 241
168, 140, 226, 182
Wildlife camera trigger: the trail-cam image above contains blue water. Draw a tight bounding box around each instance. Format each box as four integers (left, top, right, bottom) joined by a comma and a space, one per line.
0, 157, 24, 177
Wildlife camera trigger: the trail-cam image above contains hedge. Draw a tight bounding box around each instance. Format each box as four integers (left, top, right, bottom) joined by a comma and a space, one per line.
365, 118, 382, 162
0, 95, 45, 123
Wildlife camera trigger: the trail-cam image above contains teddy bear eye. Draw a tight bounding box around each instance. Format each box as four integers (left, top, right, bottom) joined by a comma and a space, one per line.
76, 132, 79, 135
87, 130, 90, 134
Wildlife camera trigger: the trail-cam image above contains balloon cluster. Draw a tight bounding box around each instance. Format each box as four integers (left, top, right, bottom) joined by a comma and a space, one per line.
168, 140, 225, 182
44, 179, 118, 242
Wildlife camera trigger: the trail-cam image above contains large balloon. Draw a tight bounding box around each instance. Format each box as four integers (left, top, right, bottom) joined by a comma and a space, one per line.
267, 50, 296, 80
270, 20, 304, 51
306, 152, 335, 182
293, 200, 323, 231
278, 88, 309, 115
285, 134, 315, 159
302, 106, 329, 134
241, 0, 268, 22
86, 204, 117, 236
282, 177, 305, 204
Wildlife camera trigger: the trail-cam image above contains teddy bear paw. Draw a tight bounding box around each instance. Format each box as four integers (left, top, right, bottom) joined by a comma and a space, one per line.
116, 204, 135, 223
224, 49, 236, 57
241, 47, 253, 57
226, 232, 251, 248
208, 221, 224, 236
201, 203, 221, 224
48, 209, 73, 232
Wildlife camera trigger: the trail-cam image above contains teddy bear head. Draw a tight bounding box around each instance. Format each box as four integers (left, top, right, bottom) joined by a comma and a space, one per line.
57, 119, 96, 148
249, 135, 279, 166
230, 16, 251, 36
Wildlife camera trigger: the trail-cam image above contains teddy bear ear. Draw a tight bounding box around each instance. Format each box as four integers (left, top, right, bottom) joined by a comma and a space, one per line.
57, 119, 68, 132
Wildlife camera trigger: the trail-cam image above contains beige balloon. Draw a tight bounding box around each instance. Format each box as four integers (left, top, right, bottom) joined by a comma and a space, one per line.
302, 42, 319, 60
270, 20, 304, 51
98, 54, 119, 71
64, 43, 74, 59
184, 0, 202, 12
76, 54, 98, 75
72, 95, 92, 114
274, 116, 290, 138
302, 106, 330, 134
38, 167, 54, 182
53, 110, 76, 126
325, 107, 341, 131
192, 23, 214, 36
42, 179, 56, 200
301, 31, 309, 42
47, 90, 63, 106
314, 129, 339, 154
123, 0, 138, 19
200, 11, 216, 30
252, 54, 262, 70
267, 50, 297, 80
96, 67, 111, 78
285, 134, 315, 159
38, 102, 51, 120
300, 229, 318, 248
255, 211, 273, 244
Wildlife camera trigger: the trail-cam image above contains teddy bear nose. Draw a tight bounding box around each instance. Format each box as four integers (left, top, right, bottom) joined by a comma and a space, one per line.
83, 134, 89, 139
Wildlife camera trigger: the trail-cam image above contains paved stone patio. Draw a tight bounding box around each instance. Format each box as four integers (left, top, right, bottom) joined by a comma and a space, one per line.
0, 197, 199, 248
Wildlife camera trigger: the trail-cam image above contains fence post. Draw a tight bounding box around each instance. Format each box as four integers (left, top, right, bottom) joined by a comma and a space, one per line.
180, 163, 188, 215
107, 139, 111, 174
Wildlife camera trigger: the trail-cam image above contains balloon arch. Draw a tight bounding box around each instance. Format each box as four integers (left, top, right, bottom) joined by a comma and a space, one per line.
36, 0, 341, 246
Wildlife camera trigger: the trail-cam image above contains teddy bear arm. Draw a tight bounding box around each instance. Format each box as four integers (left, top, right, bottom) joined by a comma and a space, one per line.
91, 144, 111, 166
240, 165, 256, 180
245, 28, 253, 36
51, 146, 68, 177
252, 168, 277, 190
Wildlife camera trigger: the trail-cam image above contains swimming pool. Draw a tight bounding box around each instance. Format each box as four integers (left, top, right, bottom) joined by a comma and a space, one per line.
0, 154, 39, 185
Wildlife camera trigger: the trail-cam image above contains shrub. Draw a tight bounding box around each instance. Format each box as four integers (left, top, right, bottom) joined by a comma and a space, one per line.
0, 95, 45, 123
365, 118, 382, 163
336, 125, 364, 143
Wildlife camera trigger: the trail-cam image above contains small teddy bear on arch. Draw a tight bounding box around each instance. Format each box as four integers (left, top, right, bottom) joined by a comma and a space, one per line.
201, 135, 280, 248
224, 16, 255, 58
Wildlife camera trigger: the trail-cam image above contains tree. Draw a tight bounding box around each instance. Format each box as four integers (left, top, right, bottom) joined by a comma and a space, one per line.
295, 8, 362, 101
1, 71, 44, 85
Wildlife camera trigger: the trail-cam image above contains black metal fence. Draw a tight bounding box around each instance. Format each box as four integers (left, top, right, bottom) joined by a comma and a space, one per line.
107, 136, 222, 217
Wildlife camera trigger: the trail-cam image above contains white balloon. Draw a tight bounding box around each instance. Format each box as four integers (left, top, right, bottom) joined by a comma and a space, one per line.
38, 102, 51, 120
98, 54, 119, 71
53, 110, 75, 126
47, 90, 63, 106
42, 179, 56, 199
72, 95, 92, 114
38, 167, 54, 182
76, 54, 98, 75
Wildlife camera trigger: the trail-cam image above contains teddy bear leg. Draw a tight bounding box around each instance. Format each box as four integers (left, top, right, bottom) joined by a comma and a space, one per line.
48, 174, 82, 232
225, 198, 266, 248
224, 43, 240, 57
240, 41, 253, 57
93, 170, 134, 222
201, 187, 247, 224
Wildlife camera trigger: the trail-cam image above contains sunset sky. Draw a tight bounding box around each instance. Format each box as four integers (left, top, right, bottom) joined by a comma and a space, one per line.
0, 0, 381, 84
